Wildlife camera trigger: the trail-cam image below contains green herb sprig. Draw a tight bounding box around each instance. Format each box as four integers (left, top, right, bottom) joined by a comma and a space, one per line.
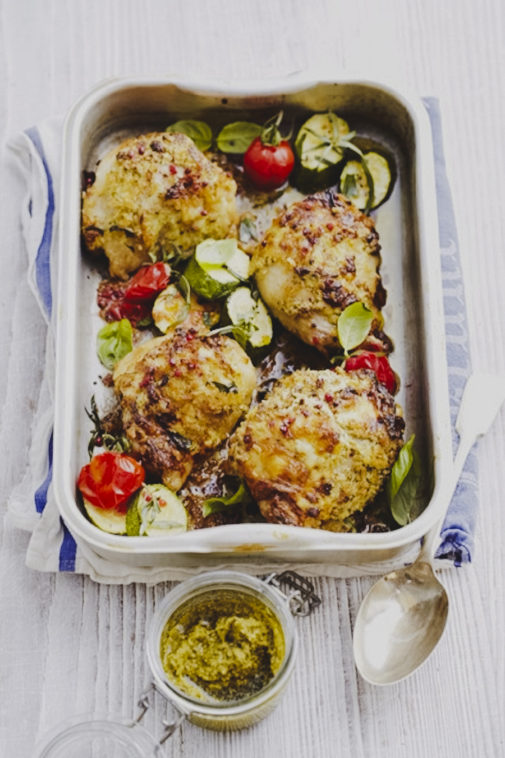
85, 395, 130, 459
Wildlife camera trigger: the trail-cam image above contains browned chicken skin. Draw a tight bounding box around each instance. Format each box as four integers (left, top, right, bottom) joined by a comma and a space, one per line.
228, 367, 404, 531
82, 132, 238, 279
253, 192, 386, 353
113, 330, 256, 490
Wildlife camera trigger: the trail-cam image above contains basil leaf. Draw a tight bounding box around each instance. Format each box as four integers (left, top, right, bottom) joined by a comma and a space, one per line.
388, 435, 415, 501
337, 302, 374, 353
165, 120, 213, 151
216, 122, 262, 154
97, 318, 133, 370
387, 435, 421, 526
202, 481, 250, 517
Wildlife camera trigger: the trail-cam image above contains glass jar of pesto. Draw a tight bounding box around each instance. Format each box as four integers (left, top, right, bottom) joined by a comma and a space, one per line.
34, 571, 320, 753
146, 570, 301, 732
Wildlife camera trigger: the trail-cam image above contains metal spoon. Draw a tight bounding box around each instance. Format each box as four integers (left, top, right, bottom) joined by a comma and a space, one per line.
353, 373, 505, 685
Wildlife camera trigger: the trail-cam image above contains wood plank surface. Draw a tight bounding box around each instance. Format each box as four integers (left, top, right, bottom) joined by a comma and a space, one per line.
0, 1, 504, 756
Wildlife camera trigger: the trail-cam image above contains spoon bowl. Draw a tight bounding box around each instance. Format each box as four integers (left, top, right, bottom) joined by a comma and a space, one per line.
353, 562, 448, 685
353, 373, 505, 685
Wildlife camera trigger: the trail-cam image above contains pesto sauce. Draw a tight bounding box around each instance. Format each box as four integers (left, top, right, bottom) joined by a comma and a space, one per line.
160, 588, 285, 704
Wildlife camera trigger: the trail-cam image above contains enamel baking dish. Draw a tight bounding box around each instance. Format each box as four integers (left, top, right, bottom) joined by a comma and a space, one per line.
53, 76, 452, 572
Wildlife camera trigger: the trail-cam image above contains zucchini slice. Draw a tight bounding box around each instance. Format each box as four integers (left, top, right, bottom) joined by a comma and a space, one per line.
83, 499, 127, 534
340, 152, 392, 210
184, 239, 250, 300
125, 484, 188, 536
152, 283, 190, 333
224, 286, 273, 359
294, 112, 350, 190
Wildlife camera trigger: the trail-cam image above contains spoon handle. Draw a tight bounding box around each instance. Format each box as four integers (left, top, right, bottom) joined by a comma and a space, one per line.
419, 372, 505, 563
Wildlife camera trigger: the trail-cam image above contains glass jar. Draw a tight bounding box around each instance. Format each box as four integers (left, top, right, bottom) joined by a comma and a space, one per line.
33, 570, 320, 754
33, 714, 162, 757
146, 570, 298, 731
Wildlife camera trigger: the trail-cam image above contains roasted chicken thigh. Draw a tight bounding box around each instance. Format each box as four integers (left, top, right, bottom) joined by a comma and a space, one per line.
253, 192, 386, 353
82, 132, 238, 279
113, 330, 256, 490
228, 367, 404, 531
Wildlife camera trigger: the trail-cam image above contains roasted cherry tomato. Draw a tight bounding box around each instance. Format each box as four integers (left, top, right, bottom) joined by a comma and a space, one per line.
124, 262, 171, 302
243, 111, 295, 190
116, 299, 152, 326
244, 137, 295, 190
344, 351, 397, 394
77, 451, 145, 512
97, 280, 153, 326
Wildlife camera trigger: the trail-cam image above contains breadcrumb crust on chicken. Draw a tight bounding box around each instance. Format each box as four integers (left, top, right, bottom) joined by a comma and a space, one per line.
113, 330, 256, 491
82, 132, 238, 279
228, 367, 404, 531
253, 192, 386, 353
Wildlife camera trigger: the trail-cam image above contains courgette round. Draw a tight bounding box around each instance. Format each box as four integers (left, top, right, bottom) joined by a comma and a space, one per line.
184, 239, 250, 300
125, 484, 188, 536
294, 112, 350, 191
83, 499, 127, 534
340, 151, 392, 210
223, 286, 273, 360
152, 283, 190, 333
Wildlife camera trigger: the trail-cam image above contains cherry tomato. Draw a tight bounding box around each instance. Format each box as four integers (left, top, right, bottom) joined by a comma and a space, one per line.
124, 262, 171, 302
77, 451, 145, 512
243, 137, 295, 190
116, 299, 152, 326
97, 280, 153, 326
344, 352, 397, 395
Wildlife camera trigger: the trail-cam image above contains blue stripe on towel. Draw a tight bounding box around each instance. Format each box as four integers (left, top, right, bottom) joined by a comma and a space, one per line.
33, 432, 77, 570
59, 520, 77, 572
34, 432, 53, 514
25, 126, 54, 317
24, 127, 77, 571
423, 97, 478, 566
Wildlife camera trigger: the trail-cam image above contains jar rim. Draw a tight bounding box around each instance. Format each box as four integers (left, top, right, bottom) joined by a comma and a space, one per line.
33, 714, 160, 757
146, 570, 297, 716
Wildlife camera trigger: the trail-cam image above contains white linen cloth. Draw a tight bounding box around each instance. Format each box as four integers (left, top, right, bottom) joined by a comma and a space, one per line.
4, 101, 478, 583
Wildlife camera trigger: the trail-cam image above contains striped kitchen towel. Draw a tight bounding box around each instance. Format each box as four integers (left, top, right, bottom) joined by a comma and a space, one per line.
4, 98, 478, 582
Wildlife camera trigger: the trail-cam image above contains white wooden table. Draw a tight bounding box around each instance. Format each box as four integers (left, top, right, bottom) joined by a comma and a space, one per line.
1, 1, 504, 755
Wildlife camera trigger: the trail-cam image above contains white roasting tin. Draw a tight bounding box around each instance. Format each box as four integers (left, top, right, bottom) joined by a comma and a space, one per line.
53, 76, 452, 573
